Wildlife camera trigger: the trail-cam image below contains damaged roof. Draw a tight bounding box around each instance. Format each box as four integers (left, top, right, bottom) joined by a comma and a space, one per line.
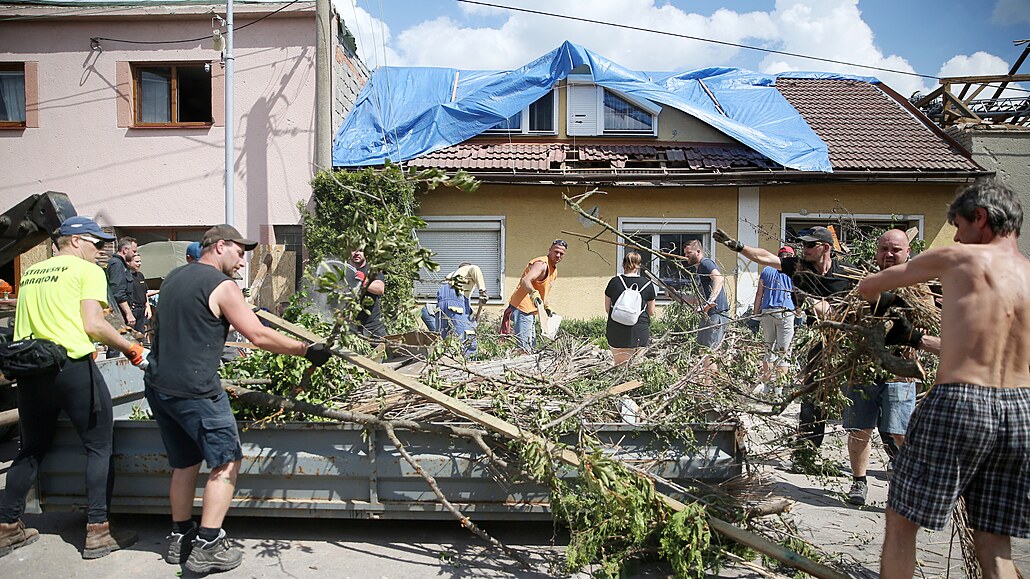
335, 41, 981, 179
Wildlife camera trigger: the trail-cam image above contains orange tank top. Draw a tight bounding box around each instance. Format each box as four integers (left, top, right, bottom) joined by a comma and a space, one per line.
508, 256, 557, 314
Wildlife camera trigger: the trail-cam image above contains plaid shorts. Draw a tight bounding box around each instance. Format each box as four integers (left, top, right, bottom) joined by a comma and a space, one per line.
888, 384, 1030, 537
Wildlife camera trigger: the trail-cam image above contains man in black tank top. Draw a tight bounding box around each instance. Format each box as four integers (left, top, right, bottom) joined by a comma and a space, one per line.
144, 224, 331, 573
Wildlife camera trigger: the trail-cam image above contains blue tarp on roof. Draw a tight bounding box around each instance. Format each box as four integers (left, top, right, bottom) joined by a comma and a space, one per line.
333, 41, 880, 172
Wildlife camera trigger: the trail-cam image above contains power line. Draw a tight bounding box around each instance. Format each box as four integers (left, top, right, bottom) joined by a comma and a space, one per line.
88, 0, 302, 47
456, 0, 944, 81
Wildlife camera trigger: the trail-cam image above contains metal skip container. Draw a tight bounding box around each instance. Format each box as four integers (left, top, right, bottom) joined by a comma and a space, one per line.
32, 362, 743, 520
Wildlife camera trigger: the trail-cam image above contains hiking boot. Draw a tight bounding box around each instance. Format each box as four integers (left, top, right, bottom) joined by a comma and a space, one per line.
83, 521, 138, 559
185, 529, 243, 574
847, 480, 868, 506
165, 522, 198, 565
0, 519, 40, 558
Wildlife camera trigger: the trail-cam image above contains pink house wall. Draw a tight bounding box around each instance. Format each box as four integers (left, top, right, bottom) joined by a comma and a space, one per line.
0, 10, 318, 236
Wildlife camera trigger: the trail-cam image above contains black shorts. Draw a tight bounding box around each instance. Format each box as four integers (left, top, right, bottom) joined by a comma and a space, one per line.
145, 387, 243, 469
888, 383, 1030, 537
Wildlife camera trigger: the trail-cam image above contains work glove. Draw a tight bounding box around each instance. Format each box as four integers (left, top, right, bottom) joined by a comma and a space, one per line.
884, 316, 924, 349
304, 343, 332, 367
530, 289, 543, 307
713, 228, 744, 252
871, 291, 907, 316
544, 304, 554, 317
478, 295, 488, 305
127, 343, 146, 366
354, 270, 367, 287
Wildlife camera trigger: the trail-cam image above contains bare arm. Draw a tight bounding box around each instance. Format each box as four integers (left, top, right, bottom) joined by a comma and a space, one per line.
210, 281, 309, 356
365, 278, 385, 296
858, 248, 952, 300
604, 295, 612, 315
81, 300, 134, 355
919, 335, 941, 356
520, 261, 548, 294
739, 246, 783, 270
646, 299, 656, 318
753, 277, 764, 314
707, 267, 724, 306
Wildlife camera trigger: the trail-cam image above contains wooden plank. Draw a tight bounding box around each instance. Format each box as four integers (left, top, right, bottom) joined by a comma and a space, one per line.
912, 85, 944, 108
255, 309, 848, 579
937, 73, 1030, 84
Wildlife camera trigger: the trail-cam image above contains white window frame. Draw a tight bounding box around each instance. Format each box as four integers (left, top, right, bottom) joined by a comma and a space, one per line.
484, 89, 558, 135
416, 216, 506, 302
566, 78, 660, 137
617, 217, 715, 299
780, 212, 925, 244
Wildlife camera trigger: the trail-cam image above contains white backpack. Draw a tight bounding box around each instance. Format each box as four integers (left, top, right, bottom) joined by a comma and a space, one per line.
611, 276, 651, 326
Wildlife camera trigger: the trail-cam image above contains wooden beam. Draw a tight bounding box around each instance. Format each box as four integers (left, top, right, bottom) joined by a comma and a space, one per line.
937, 73, 1030, 84
255, 309, 849, 579
913, 85, 945, 108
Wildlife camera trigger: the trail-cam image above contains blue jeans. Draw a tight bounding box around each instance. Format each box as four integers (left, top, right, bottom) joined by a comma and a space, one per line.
510, 307, 537, 352
698, 311, 728, 349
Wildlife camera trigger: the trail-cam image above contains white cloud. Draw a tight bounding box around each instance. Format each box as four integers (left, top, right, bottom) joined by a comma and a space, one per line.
334, 0, 401, 69
341, 0, 1022, 104
992, 0, 1030, 25
937, 51, 1026, 100
386, 0, 779, 71
757, 0, 930, 97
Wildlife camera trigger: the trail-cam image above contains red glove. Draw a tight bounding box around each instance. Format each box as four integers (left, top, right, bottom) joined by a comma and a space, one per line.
354, 270, 367, 287
127, 343, 145, 366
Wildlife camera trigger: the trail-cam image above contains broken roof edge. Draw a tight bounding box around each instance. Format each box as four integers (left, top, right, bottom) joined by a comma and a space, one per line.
333, 41, 859, 173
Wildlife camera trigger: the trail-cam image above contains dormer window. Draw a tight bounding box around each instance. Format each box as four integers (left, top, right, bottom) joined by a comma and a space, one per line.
604, 90, 653, 133
567, 77, 660, 137
486, 89, 556, 134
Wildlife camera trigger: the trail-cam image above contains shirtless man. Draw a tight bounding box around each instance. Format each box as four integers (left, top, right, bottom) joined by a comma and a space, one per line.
858, 178, 1030, 579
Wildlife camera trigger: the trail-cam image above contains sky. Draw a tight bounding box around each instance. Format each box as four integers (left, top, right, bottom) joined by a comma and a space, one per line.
336, 0, 1030, 98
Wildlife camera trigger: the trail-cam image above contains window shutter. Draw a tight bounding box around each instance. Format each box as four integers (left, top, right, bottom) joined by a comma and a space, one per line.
567, 84, 598, 136
416, 221, 502, 299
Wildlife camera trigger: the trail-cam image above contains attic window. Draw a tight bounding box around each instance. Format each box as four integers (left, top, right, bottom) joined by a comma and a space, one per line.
604, 90, 652, 133
485, 89, 556, 134
567, 84, 659, 137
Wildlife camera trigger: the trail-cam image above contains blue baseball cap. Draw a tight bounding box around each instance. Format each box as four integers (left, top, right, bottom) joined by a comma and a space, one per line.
58, 216, 116, 241
186, 241, 202, 261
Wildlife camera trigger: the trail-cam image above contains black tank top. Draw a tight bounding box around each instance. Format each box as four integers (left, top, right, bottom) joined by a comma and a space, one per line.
144, 262, 231, 398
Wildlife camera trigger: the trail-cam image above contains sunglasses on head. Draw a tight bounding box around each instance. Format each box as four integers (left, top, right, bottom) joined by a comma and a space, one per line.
79, 235, 106, 249
551, 239, 568, 249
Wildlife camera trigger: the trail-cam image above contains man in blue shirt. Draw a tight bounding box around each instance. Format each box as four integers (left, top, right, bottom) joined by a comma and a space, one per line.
683, 239, 729, 349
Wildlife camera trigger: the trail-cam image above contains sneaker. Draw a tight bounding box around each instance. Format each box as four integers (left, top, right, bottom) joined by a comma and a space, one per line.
0, 519, 40, 558
165, 522, 198, 565
847, 480, 868, 506
83, 521, 138, 559
185, 529, 243, 574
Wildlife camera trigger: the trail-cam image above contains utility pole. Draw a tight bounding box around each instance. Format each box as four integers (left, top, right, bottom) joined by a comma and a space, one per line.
224, 0, 235, 225
314, 0, 331, 174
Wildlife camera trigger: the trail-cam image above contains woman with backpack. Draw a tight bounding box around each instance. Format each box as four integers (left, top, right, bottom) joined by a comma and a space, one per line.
604, 251, 657, 366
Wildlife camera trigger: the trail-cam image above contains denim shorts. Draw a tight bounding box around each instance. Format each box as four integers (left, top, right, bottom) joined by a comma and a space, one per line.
842, 381, 916, 435
145, 387, 243, 469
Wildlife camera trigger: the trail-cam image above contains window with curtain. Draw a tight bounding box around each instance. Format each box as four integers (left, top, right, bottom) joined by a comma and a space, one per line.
0, 65, 26, 125
603, 90, 652, 133
133, 63, 212, 125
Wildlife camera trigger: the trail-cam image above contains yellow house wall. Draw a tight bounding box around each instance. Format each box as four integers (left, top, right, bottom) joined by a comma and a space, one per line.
419, 184, 738, 320
750, 183, 959, 254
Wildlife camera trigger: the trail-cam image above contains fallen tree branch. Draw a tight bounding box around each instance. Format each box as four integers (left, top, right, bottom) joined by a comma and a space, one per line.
255, 309, 850, 579
381, 423, 536, 571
